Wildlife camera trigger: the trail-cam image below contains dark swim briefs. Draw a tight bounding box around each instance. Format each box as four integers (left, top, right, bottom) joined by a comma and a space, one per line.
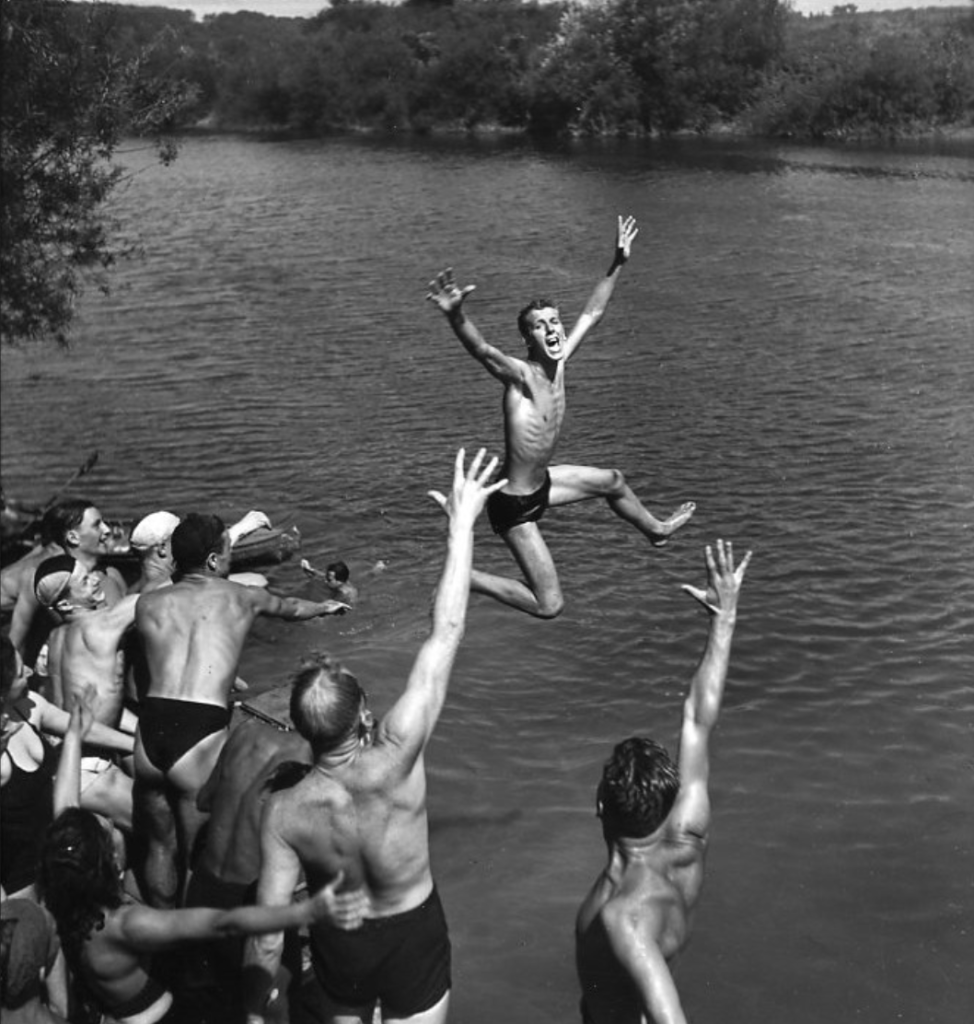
309, 886, 451, 1017
486, 472, 551, 536
139, 697, 231, 774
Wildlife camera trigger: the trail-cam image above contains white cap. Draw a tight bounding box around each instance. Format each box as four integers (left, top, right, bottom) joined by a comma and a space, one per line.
129, 511, 180, 551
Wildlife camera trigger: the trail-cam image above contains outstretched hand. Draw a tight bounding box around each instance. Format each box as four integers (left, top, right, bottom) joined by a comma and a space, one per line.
426, 268, 476, 316
67, 686, 97, 741
682, 539, 751, 617
616, 214, 639, 262
428, 447, 507, 528
307, 870, 368, 932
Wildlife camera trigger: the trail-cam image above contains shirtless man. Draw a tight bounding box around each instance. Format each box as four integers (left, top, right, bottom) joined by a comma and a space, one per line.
127, 508, 272, 595
301, 559, 358, 608
575, 539, 751, 1024
34, 555, 137, 829
184, 716, 312, 1022
243, 448, 506, 1024
2, 500, 124, 667
133, 512, 350, 909
428, 216, 695, 618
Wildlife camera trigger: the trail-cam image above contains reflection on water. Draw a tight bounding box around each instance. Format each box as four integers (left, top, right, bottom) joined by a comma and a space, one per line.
2, 134, 972, 1024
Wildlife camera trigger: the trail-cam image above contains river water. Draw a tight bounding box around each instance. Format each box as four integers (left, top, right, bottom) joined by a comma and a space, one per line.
2, 133, 972, 1023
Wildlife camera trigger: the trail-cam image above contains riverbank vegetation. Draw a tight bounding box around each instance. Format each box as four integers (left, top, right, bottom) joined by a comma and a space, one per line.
3, 0, 972, 345
104, 0, 974, 139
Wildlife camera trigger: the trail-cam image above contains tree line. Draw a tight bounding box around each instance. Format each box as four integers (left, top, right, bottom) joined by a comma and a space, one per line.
95, 0, 974, 139
3, 0, 972, 346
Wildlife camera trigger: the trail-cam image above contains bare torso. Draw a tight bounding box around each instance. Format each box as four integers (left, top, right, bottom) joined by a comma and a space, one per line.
575, 832, 706, 1024
502, 359, 566, 492
198, 719, 311, 886
46, 616, 128, 727
0, 547, 47, 610
268, 739, 432, 917
136, 576, 260, 707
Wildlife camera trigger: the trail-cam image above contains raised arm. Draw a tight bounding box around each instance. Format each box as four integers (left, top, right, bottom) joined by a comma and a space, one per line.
427, 268, 525, 383
564, 214, 639, 359
378, 448, 506, 762
52, 688, 96, 815
668, 539, 750, 841
9, 583, 42, 659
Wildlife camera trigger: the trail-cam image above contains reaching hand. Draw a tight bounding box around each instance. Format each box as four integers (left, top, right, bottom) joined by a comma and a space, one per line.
428, 447, 507, 529
426, 268, 476, 316
320, 600, 351, 616
68, 686, 97, 741
307, 871, 368, 931
681, 539, 751, 618
616, 214, 639, 262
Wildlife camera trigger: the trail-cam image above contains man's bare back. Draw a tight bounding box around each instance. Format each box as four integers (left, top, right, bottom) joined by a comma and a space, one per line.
575, 540, 751, 1024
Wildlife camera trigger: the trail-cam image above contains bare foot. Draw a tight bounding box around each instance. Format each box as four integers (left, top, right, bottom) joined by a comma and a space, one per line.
650, 501, 696, 547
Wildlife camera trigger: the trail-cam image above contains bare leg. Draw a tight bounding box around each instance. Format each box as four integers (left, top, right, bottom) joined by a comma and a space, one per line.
471, 522, 564, 619
550, 465, 695, 546
169, 728, 229, 893
133, 772, 179, 909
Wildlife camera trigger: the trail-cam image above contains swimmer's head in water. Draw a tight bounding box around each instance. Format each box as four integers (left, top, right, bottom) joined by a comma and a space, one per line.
325, 561, 350, 584
171, 513, 229, 576
597, 737, 680, 841
290, 652, 371, 756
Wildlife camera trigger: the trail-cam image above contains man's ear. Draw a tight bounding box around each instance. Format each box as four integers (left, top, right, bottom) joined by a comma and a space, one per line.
206, 550, 220, 571
65, 528, 80, 549
53, 597, 73, 618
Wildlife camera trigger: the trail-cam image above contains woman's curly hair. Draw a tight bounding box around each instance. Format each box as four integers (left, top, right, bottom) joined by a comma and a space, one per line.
36, 809, 122, 962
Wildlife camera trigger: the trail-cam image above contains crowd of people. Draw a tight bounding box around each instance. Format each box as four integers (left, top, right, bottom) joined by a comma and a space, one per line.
2, 217, 751, 1024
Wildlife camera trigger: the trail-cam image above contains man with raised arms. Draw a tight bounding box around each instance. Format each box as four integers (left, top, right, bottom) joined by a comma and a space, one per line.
243, 448, 506, 1024
427, 215, 695, 618
133, 512, 350, 909
575, 539, 751, 1024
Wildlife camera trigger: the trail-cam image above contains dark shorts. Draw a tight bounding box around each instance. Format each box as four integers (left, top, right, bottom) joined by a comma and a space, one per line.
309, 886, 451, 1017
487, 472, 551, 536
139, 698, 231, 774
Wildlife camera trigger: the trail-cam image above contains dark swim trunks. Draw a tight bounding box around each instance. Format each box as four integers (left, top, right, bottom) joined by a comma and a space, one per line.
139, 697, 231, 774
486, 472, 551, 536
309, 886, 451, 1017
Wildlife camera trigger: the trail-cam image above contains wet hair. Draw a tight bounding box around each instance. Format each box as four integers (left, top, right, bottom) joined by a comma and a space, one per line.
37, 809, 122, 962
516, 298, 558, 341
326, 561, 350, 583
170, 513, 227, 574
43, 499, 94, 547
598, 737, 680, 840
289, 652, 365, 756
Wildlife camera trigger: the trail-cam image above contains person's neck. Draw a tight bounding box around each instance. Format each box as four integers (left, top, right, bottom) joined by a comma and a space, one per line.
606, 830, 665, 870
141, 558, 173, 582
73, 549, 99, 571
314, 734, 363, 772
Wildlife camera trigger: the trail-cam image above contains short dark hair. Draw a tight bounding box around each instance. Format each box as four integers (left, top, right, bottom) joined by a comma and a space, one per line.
170, 513, 226, 574
517, 298, 558, 341
326, 561, 350, 583
43, 499, 94, 547
289, 652, 365, 757
598, 737, 680, 840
